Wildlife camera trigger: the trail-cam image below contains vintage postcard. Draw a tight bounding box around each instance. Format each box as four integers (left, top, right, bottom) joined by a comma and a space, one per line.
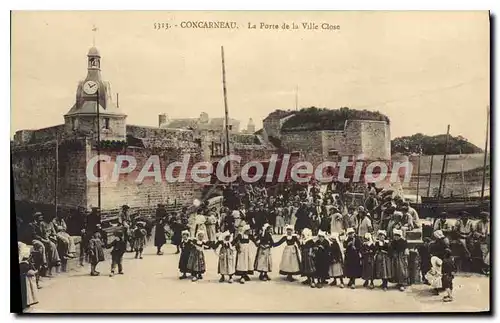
11, 11, 490, 313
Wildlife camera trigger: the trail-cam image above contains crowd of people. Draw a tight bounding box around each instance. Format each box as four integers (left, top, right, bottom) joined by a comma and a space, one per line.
17, 180, 490, 310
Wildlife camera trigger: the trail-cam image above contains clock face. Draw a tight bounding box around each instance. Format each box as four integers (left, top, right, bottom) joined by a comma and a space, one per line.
83, 81, 98, 95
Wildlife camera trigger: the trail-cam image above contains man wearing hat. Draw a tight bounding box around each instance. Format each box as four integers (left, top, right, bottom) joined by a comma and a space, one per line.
433, 212, 451, 233
119, 205, 131, 224
28, 212, 48, 270
30, 212, 61, 275
453, 211, 473, 260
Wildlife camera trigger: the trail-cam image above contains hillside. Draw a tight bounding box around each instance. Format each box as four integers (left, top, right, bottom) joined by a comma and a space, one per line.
269, 107, 390, 132
391, 133, 483, 155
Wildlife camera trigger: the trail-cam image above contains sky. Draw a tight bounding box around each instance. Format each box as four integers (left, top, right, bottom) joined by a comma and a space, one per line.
11, 11, 490, 147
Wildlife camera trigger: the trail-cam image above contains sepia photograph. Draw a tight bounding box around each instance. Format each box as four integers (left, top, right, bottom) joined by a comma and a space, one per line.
10, 10, 490, 313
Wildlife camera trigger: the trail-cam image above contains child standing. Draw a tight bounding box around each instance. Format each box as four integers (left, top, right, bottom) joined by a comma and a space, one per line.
213, 231, 236, 283
108, 231, 126, 277
254, 224, 274, 281
178, 230, 192, 279
88, 231, 105, 276
361, 232, 376, 289
442, 249, 456, 302
418, 237, 432, 284
133, 222, 147, 259
425, 256, 443, 293
273, 225, 301, 282
234, 224, 255, 284
374, 230, 392, 291
314, 230, 331, 288
390, 229, 409, 291
328, 232, 345, 288
275, 205, 285, 235
300, 228, 317, 288
187, 231, 210, 282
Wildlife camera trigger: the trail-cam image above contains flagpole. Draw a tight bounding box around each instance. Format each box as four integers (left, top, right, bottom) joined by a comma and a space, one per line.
481, 105, 490, 200
96, 89, 101, 211
221, 46, 231, 179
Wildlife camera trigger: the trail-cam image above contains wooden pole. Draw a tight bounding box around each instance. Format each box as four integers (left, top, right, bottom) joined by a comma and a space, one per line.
461, 163, 468, 200
55, 132, 59, 216
437, 125, 450, 200
96, 89, 102, 211
416, 151, 421, 202
427, 154, 434, 197
481, 106, 490, 200
221, 46, 231, 178
295, 85, 299, 111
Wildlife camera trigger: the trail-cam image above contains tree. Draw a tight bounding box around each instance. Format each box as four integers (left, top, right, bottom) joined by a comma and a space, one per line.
391, 133, 482, 155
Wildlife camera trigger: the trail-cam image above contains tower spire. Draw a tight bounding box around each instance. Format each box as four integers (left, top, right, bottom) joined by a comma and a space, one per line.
92, 25, 98, 47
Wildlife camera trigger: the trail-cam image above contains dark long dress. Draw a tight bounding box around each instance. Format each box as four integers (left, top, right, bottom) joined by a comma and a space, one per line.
314, 239, 331, 280
254, 233, 274, 272
178, 239, 192, 273
343, 236, 362, 278
88, 237, 105, 265
154, 209, 167, 248
186, 240, 208, 274
374, 240, 392, 279
390, 239, 409, 285
361, 243, 376, 280
300, 239, 316, 277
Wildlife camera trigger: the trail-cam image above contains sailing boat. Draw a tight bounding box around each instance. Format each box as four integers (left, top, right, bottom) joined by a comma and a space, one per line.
418, 109, 490, 216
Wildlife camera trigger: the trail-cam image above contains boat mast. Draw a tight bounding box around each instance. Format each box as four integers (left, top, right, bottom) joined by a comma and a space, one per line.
221, 46, 231, 179
416, 147, 421, 202
481, 105, 490, 200
437, 124, 450, 200
426, 154, 434, 197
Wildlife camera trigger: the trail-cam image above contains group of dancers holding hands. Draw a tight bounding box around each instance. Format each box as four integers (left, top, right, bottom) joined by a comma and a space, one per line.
177, 223, 410, 291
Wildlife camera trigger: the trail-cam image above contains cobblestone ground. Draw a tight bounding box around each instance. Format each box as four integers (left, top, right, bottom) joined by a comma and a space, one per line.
28, 238, 490, 313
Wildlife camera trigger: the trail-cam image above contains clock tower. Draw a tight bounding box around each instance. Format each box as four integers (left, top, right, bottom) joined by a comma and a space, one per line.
64, 46, 127, 142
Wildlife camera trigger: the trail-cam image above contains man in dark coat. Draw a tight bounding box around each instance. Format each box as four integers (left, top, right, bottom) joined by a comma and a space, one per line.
154, 204, 168, 255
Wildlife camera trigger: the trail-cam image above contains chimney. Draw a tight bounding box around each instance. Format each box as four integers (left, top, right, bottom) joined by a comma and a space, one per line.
158, 113, 167, 128
116, 93, 119, 108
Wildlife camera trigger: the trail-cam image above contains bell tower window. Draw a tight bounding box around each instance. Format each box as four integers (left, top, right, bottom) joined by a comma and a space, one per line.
88, 57, 100, 69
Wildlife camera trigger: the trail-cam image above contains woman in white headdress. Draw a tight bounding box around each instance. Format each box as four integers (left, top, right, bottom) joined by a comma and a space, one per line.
178, 230, 192, 279
314, 230, 331, 288
328, 232, 345, 288
186, 230, 211, 282
19, 242, 39, 310
213, 231, 236, 283
273, 224, 301, 282
374, 230, 392, 290
300, 228, 317, 288
254, 223, 275, 281
343, 227, 362, 289
234, 224, 256, 284
361, 232, 376, 289
389, 229, 409, 291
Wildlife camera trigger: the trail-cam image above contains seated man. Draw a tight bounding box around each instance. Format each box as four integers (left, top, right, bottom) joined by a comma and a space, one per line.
30, 212, 61, 275
475, 211, 490, 274
453, 211, 474, 259
433, 212, 451, 234
402, 202, 420, 228
52, 213, 76, 259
